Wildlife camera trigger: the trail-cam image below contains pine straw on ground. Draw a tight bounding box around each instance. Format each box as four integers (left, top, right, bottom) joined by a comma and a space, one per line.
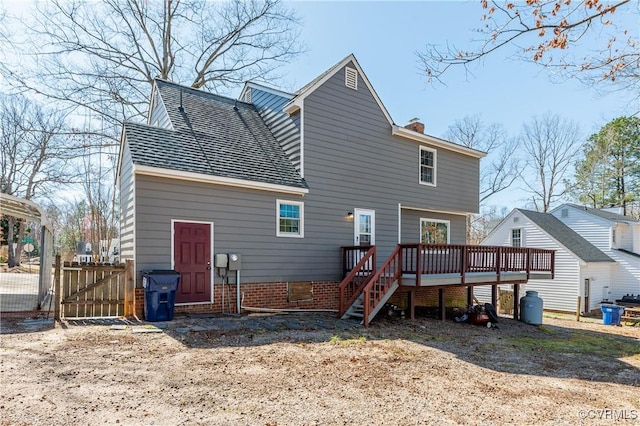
1, 314, 638, 425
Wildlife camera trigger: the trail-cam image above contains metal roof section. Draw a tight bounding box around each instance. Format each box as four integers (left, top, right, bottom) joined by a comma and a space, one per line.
124, 80, 307, 192
517, 209, 614, 263
0, 193, 52, 232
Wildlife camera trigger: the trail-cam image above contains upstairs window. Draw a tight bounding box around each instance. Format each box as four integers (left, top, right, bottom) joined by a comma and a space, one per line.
511, 228, 522, 247
345, 67, 358, 90
419, 146, 436, 186
420, 219, 450, 245
277, 200, 304, 238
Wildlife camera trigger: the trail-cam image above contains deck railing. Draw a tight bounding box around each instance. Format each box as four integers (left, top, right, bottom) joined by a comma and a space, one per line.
339, 246, 376, 317
399, 244, 555, 277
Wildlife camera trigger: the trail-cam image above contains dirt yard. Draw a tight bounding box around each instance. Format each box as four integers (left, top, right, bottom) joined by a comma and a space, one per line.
1, 312, 639, 425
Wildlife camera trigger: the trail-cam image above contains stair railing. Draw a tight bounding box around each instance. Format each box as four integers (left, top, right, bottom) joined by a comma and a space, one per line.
338, 246, 376, 317
361, 245, 402, 326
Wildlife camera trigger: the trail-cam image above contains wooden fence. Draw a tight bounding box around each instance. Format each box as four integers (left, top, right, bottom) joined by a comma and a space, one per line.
54, 256, 134, 320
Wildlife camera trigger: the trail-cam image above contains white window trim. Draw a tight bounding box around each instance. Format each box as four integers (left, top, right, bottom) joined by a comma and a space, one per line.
511, 228, 522, 248
420, 218, 450, 244
419, 146, 437, 187
276, 199, 304, 238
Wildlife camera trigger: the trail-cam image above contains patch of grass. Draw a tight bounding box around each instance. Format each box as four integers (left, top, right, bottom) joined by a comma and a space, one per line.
507, 330, 639, 359
328, 335, 367, 345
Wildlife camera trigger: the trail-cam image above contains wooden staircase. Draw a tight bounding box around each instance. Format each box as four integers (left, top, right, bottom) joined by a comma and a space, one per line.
339, 245, 402, 326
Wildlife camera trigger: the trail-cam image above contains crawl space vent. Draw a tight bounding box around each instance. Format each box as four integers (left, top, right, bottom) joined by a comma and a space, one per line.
287, 282, 313, 302
345, 67, 358, 90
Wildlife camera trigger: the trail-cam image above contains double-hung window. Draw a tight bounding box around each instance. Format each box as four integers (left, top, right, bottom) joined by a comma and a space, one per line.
420, 219, 450, 244
419, 146, 436, 186
511, 228, 522, 247
277, 200, 304, 238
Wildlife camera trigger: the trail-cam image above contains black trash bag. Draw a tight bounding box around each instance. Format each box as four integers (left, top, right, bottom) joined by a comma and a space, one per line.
484, 303, 499, 324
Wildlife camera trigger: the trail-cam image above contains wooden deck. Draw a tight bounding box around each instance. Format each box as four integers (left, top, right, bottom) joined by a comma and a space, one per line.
339, 243, 555, 325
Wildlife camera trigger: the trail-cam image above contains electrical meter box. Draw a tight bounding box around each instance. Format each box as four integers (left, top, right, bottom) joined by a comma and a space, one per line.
215, 253, 228, 268
228, 253, 241, 271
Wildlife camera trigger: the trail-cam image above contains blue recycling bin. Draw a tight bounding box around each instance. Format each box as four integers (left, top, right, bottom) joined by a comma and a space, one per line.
142, 270, 181, 321
601, 304, 624, 326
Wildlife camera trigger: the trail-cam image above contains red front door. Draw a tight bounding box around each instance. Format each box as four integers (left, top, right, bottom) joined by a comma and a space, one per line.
173, 221, 212, 304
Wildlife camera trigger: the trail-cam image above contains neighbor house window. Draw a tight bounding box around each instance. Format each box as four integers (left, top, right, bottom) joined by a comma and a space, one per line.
511, 228, 522, 247
277, 200, 304, 238
420, 219, 450, 244
419, 146, 436, 186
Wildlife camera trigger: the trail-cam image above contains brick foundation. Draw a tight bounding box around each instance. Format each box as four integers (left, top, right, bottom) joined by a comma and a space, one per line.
134, 281, 340, 319
134, 282, 472, 320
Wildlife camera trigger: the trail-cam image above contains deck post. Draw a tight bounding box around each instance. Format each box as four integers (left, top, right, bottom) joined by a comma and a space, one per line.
491, 284, 498, 308
513, 283, 520, 320
466, 286, 473, 307
438, 288, 445, 321
409, 290, 415, 320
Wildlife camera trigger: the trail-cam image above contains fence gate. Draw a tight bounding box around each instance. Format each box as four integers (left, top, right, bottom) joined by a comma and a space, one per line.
55, 257, 134, 319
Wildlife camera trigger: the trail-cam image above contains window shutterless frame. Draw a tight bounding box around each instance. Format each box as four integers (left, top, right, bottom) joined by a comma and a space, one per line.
276, 199, 304, 238
419, 146, 436, 186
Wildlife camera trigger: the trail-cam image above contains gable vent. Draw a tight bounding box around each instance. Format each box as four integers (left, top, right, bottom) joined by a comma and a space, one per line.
345, 67, 358, 90
243, 88, 252, 103
561, 208, 569, 218
513, 216, 520, 223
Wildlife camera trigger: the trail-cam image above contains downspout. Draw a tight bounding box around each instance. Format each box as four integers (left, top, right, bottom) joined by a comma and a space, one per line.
398, 203, 402, 244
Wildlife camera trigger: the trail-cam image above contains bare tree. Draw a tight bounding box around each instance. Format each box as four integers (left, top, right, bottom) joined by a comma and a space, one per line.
418, 1, 638, 95
446, 115, 520, 242
518, 112, 582, 212
2, 0, 303, 137
0, 94, 75, 266
446, 115, 520, 204
75, 133, 119, 262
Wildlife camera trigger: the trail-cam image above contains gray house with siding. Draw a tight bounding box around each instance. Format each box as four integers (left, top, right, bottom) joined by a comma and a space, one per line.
117, 54, 494, 317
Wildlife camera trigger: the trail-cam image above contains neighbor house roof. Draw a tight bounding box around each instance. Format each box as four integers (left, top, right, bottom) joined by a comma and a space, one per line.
125, 80, 307, 191
562, 203, 640, 223
518, 209, 614, 263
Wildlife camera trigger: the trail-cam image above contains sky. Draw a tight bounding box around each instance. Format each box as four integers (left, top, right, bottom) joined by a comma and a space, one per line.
237, 1, 638, 211
2, 1, 637, 211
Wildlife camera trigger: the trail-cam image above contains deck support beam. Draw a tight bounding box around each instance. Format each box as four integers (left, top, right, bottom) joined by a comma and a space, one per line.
491, 285, 497, 308
513, 284, 520, 320
438, 288, 445, 321
408, 290, 415, 320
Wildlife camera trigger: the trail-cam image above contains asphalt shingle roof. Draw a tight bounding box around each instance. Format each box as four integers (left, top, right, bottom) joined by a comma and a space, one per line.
518, 209, 614, 263
124, 80, 306, 189
563, 203, 639, 223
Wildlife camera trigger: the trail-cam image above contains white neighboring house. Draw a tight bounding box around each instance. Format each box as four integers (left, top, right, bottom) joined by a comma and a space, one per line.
477, 207, 629, 314
550, 204, 640, 300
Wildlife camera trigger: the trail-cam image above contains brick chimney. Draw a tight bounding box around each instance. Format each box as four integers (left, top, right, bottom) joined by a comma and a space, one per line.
405, 118, 424, 134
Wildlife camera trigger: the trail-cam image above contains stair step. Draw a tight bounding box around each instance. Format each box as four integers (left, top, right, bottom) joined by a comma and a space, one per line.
347, 312, 364, 318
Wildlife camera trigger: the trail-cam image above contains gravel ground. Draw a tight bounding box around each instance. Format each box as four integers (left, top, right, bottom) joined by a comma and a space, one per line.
1, 312, 639, 425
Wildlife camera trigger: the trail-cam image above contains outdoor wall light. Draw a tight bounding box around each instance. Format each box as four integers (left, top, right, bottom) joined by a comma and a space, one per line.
346, 211, 354, 219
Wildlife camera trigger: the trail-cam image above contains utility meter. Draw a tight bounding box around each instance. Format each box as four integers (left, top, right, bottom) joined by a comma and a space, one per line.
215, 253, 228, 268
228, 253, 241, 271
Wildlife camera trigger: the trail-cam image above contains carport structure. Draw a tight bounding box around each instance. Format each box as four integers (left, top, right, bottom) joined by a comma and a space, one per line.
0, 193, 54, 312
